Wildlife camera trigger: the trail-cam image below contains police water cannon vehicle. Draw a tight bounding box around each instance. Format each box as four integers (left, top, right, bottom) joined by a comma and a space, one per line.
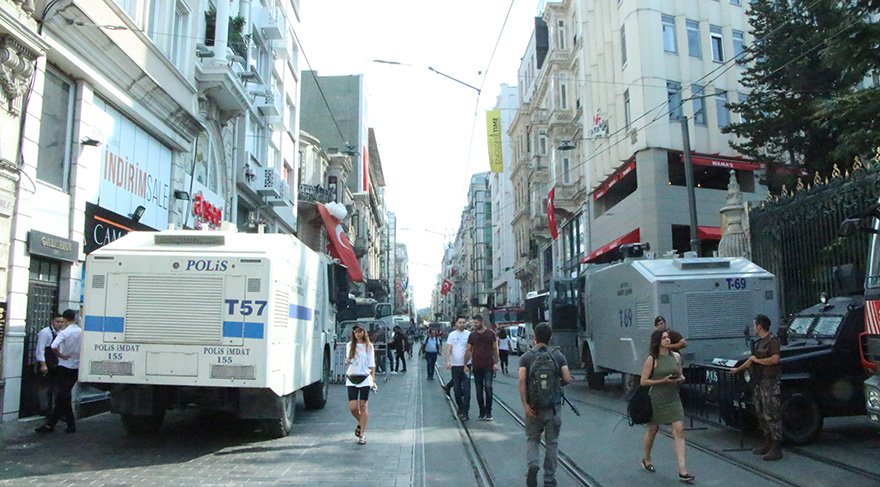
579, 244, 780, 391
80, 228, 349, 437
711, 285, 868, 445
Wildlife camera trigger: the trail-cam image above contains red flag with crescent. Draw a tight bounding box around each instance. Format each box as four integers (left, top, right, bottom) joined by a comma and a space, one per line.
547, 187, 558, 240
317, 203, 364, 282
440, 278, 453, 296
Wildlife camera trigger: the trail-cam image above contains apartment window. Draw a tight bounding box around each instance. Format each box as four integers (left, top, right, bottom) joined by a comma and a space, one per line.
560, 81, 568, 109
557, 20, 566, 50
170, 3, 189, 67
114, 0, 140, 23
662, 15, 677, 53
620, 25, 627, 66
732, 30, 745, 59
562, 157, 571, 184
710, 25, 724, 62
716, 90, 730, 128
686, 20, 701, 58
738, 92, 749, 122
36, 68, 75, 190
731, 0, 741, 5
539, 132, 548, 156
623, 89, 631, 130
692, 85, 706, 125
667, 81, 682, 120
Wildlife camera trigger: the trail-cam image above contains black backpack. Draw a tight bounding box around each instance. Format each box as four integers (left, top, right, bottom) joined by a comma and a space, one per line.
527, 347, 562, 409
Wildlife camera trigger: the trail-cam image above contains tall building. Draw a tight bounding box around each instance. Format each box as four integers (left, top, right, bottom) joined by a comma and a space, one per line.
300, 73, 387, 298
469, 172, 493, 308
509, 0, 770, 296
490, 84, 521, 308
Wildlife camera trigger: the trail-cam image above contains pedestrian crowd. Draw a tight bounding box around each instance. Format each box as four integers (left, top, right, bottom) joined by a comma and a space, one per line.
348, 312, 785, 487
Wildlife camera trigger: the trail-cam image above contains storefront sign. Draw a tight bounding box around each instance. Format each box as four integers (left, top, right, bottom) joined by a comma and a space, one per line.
84, 202, 154, 254
92, 98, 172, 230
28, 230, 79, 262
184, 175, 224, 229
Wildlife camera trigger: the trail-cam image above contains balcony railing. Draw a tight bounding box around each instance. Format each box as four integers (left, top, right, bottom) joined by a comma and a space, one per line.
298, 183, 333, 203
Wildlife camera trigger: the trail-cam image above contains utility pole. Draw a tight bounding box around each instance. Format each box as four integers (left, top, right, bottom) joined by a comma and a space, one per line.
679, 116, 701, 255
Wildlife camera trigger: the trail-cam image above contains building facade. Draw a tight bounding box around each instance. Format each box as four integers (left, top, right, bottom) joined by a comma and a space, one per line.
508, 0, 770, 297
1, 0, 305, 422
490, 84, 521, 308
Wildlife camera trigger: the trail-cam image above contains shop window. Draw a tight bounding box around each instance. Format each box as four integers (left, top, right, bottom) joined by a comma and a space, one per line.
36, 68, 74, 191
594, 164, 638, 216
667, 152, 756, 192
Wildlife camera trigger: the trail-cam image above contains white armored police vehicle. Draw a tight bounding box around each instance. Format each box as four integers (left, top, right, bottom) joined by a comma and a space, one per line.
80, 229, 347, 437
580, 246, 780, 390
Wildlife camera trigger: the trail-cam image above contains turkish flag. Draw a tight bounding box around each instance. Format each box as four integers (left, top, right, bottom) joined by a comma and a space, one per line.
547, 187, 558, 240
440, 278, 453, 296
317, 203, 364, 282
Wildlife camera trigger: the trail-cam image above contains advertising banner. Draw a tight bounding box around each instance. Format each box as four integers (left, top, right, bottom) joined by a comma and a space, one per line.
486, 109, 503, 173
92, 98, 173, 230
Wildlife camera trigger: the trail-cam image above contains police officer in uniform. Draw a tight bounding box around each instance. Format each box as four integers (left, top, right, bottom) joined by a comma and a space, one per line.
731, 314, 783, 461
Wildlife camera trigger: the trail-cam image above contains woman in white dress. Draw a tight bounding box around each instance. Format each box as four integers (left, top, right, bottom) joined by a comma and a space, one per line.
346, 325, 377, 445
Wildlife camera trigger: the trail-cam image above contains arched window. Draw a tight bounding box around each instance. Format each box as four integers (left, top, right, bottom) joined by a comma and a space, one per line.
192, 131, 219, 193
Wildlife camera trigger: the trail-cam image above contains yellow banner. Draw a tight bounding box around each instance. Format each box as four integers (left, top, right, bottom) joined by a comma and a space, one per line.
486, 109, 503, 173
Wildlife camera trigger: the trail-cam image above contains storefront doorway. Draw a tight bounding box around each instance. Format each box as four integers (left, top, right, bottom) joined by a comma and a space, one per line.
19, 258, 60, 418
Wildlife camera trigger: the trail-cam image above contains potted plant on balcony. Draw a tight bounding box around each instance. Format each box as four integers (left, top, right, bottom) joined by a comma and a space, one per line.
204, 5, 250, 60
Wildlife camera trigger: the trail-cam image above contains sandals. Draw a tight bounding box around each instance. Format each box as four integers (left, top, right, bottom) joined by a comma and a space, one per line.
678, 473, 695, 483
357, 436, 366, 445
355, 425, 361, 438
640, 459, 655, 473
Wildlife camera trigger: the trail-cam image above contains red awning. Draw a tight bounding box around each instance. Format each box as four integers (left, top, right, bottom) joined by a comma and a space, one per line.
698, 226, 722, 240
581, 228, 641, 263
593, 160, 637, 201
688, 156, 762, 171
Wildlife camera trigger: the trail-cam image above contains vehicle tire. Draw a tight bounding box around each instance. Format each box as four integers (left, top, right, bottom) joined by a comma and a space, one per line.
582, 344, 605, 390
303, 352, 330, 410
781, 392, 823, 445
264, 391, 296, 438
121, 409, 165, 435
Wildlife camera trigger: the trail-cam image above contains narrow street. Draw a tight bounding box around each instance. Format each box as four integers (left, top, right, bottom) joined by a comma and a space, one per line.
2, 360, 878, 486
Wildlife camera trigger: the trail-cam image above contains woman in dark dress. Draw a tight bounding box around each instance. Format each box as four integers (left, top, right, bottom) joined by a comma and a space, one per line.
639, 329, 694, 483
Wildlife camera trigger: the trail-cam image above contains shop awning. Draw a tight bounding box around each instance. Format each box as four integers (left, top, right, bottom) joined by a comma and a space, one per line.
688, 155, 762, 171
698, 226, 722, 240
581, 228, 641, 264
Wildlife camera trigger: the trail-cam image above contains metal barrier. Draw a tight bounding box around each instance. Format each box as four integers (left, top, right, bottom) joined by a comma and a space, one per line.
682, 363, 753, 451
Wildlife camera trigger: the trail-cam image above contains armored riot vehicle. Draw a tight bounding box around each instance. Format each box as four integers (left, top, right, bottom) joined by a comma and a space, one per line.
718, 294, 868, 444
580, 246, 780, 390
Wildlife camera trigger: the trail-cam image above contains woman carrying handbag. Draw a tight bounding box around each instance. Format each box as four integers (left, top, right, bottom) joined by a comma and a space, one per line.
639, 329, 694, 483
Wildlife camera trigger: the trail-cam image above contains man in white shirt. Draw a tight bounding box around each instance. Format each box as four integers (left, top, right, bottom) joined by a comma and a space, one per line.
34, 313, 65, 415
444, 316, 472, 421
36, 309, 82, 434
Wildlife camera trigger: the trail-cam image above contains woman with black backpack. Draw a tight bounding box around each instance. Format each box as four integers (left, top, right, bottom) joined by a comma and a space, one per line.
639, 329, 694, 483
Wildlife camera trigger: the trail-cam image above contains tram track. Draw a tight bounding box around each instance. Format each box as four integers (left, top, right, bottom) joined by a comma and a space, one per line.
562, 390, 880, 486
434, 367, 600, 487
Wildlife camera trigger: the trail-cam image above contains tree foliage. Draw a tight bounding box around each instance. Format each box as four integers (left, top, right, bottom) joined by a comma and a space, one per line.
725, 0, 880, 177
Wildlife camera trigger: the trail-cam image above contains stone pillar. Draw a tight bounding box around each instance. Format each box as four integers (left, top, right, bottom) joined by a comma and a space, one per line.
718, 170, 751, 259
213, 0, 230, 58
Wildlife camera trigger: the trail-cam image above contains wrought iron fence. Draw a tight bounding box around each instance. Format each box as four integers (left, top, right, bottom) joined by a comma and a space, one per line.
749, 157, 880, 317
298, 183, 333, 204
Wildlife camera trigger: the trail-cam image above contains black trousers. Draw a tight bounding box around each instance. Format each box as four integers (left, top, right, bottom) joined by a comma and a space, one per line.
395, 350, 407, 371
47, 366, 78, 426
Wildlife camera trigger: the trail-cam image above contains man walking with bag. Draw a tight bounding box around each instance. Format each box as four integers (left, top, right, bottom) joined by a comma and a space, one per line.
519, 323, 572, 487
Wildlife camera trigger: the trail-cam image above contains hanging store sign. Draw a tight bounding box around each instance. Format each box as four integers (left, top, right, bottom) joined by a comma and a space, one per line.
84, 202, 154, 254
27, 230, 79, 263
589, 111, 609, 139
183, 174, 225, 229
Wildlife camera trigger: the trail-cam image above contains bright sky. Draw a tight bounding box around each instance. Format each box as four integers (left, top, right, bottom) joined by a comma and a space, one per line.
299, 0, 542, 309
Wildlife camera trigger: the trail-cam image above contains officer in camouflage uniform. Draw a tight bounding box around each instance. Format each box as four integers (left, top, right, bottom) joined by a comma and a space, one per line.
731, 314, 783, 461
